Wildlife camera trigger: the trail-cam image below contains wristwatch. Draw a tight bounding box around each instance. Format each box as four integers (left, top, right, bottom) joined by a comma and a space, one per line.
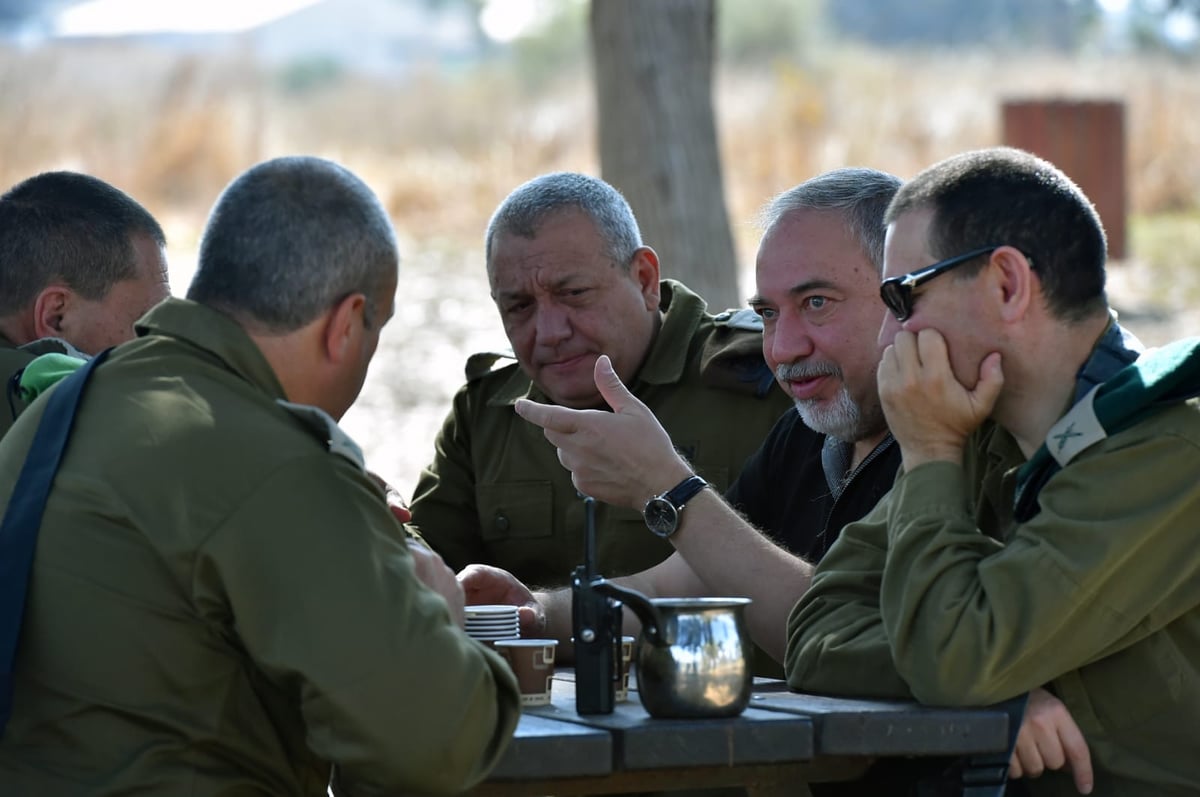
642, 475, 709, 538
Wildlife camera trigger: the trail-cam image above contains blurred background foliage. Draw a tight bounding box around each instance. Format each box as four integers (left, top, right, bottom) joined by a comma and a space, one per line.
2, 0, 1197, 223
0, 0, 1195, 488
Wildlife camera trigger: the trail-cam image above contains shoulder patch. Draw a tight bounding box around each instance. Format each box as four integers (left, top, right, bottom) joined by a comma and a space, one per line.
1045, 384, 1106, 467
712, 308, 763, 332
465, 350, 516, 382
276, 399, 365, 470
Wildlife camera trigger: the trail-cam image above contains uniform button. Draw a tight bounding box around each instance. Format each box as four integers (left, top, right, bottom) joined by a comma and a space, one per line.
494, 514, 510, 532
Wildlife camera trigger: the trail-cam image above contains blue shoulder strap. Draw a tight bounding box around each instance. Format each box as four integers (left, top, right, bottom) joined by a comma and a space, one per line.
0, 347, 110, 737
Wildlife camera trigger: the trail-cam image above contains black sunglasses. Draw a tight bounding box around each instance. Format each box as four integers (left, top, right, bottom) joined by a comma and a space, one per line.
880, 245, 1004, 322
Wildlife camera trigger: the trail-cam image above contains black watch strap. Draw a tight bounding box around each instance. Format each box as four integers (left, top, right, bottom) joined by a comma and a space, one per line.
663, 474, 708, 508
643, 475, 710, 538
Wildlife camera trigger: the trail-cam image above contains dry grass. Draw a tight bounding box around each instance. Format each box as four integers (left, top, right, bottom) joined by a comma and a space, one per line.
5, 41, 1198, 255
1, 40, 1195, 490
7, 42, 1199, 240
717, 47, 1200, 260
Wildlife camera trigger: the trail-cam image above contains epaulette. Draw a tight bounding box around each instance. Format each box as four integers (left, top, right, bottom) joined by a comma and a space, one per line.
1014, 336, 1200, 522
711, 307, 763, 332
700, 310, 774, 397
465, 350, 516, 382
276, 399, 365, 470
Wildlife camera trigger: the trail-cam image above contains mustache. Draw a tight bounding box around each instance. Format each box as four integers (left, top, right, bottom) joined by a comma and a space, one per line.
775, 361, 842, 382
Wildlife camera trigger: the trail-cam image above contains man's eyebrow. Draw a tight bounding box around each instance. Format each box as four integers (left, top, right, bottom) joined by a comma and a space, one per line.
495, 276, 584, 304
788, 279, 839, 295
749, 279, 841, 306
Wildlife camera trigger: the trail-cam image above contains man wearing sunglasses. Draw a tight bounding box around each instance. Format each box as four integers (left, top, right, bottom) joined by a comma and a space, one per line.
789, 147, 1200, 795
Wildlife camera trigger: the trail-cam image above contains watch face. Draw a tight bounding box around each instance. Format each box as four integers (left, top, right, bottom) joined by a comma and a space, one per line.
643, 497, 679, 538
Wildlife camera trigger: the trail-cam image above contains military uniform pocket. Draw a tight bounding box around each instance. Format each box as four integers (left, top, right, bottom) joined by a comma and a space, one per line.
478, 481, 554, 542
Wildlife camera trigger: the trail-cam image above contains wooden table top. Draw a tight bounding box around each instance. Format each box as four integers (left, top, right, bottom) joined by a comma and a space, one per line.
479, 668, 1010, 792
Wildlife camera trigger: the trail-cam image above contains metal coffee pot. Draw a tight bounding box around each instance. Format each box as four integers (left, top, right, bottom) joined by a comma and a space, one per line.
591, 581, 753, 719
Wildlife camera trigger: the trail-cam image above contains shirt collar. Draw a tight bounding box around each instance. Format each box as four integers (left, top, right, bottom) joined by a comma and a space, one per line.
1072, 312, 1144, 404
987, 314, 1143, 469
821, 432, 896, 498
135, 297, 288, 401
1, 332, 87, 360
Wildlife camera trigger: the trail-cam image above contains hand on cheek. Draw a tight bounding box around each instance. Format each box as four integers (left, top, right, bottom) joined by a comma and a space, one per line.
878, 328, 1003, 470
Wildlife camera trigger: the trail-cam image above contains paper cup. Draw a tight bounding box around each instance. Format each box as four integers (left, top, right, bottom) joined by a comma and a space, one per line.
614, 635, 635, 702
494, 639, 557, 707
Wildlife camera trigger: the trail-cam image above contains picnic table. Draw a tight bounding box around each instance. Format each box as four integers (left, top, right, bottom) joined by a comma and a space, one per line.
470, 668, 1013, 796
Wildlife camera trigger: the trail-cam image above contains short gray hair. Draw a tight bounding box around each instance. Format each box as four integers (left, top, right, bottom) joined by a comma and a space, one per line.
484, 172, 643, 267
188, 156, 399, 331
758, 168, 901, 273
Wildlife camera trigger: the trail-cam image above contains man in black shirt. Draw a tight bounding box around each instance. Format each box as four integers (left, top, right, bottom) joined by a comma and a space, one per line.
465, 167, 902, 662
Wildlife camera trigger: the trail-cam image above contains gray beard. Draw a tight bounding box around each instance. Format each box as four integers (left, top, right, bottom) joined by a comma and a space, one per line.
777, 361, 883, 443
794, 386, 863, 443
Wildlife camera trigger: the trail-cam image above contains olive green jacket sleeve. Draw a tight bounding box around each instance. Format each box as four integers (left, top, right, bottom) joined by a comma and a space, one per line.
879, 408, 1200, 707
197, 454, 520, 796
788, 402, 1200, 708
784, 497, 912, 698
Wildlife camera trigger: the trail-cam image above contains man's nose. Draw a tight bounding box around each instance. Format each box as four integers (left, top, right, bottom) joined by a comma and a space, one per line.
769, 312, 815, 364
534, 302, 571, 346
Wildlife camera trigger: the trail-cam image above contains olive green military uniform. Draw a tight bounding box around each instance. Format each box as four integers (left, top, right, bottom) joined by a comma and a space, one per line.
0, 299, 520, 796
787, 336, 1200, 796
0, 334, 84, 439
411, 280, 793, 586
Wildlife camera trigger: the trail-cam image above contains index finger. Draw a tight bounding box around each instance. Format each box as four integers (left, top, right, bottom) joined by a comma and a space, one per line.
915, 326, 951, 368
514, 397, 583, 433
1060, 724, 1093, 794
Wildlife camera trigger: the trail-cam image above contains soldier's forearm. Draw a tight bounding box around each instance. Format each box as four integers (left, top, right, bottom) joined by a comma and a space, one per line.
670, 489, 813, 663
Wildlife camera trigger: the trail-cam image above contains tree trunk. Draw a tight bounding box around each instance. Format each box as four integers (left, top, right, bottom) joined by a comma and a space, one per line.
589, 0, 740, 310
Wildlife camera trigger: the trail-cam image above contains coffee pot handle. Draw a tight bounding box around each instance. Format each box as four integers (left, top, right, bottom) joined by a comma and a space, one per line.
590, 579, 667, 646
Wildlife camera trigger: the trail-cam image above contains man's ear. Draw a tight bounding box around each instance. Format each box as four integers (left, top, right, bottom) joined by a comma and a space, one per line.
630, 246, 661, 311
991, 246, 1035, 323
322, 292, 368, 364
32, 285, 70, 338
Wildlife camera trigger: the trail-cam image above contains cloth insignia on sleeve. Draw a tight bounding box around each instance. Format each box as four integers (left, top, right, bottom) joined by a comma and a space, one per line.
1046, 384, 1107, 467
1015, 335, 1200, 522
276, 399, 366, 470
